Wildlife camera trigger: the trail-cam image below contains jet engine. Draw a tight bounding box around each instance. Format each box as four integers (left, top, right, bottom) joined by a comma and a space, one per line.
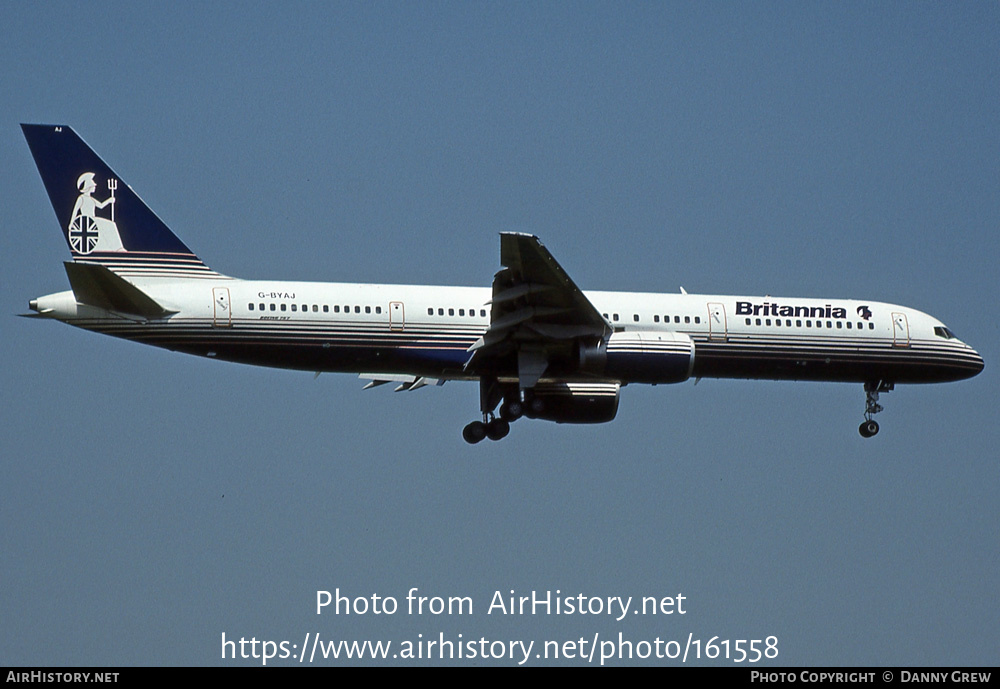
524, 382, 620, 424
577, 331, 695, 384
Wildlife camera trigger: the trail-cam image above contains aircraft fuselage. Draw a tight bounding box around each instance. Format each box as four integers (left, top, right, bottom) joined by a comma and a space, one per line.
30, 278, 984, 386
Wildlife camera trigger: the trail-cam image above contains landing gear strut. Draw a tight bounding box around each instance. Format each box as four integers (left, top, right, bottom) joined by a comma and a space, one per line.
859, 381, 892, 438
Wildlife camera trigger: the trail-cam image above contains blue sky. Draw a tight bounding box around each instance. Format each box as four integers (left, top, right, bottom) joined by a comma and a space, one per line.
2, 2, 997, 666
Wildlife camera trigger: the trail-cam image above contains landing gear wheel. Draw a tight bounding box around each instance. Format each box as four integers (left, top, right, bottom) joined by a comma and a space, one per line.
859, 420, 879, 438
499, 401, 523, 422
486, 419, 510, 441
523, 396, 544, 419
462, 421, 487, 444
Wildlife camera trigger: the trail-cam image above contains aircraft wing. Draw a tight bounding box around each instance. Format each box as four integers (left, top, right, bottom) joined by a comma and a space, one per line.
466, 233, 611, 387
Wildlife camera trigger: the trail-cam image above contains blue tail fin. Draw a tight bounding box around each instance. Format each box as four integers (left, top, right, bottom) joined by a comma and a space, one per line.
22, 124, 221, 279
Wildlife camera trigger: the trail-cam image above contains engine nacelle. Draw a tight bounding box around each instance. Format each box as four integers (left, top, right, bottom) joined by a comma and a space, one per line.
579, 331, 695, 384
525, 382, 620, 424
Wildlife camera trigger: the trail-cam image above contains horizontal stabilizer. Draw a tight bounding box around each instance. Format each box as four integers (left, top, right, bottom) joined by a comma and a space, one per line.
64, 261, 177, 319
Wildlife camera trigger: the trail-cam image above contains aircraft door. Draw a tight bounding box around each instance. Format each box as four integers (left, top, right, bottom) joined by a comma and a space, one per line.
389, 301, 404, 331
212, 287, 231, 327
708, 302, 727, 341
892, 312, 910, 347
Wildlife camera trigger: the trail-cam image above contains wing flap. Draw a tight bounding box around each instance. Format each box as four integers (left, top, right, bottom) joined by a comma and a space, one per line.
488, 282, 555, 306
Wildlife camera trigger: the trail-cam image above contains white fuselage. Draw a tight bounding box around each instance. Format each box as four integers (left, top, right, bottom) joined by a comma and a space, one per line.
31, 276, 984, 386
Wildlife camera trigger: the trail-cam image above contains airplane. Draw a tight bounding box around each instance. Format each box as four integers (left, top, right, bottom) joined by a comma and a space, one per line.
21, 124, 984, 443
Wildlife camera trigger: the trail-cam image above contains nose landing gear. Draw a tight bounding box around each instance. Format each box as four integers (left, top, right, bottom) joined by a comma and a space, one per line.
859, 381, 892, 438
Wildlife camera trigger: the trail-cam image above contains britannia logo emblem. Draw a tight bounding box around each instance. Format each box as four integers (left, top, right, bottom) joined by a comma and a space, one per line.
857, 305, 872, 321
67, 172, 125, 254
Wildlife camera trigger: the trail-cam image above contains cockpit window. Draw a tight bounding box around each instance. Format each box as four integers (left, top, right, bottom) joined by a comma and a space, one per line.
934, 326, 957, 340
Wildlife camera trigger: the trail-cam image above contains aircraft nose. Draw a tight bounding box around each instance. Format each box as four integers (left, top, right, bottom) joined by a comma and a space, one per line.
971, 348, 985, 375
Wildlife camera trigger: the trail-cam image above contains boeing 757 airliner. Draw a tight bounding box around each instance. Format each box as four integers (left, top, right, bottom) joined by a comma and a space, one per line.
21, 125, 983, 443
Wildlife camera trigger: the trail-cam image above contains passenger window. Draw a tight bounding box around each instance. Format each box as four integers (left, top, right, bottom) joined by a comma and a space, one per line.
280, 304, 286, 311
796, 320, 801, 327
248, 303, 254, 311
613, 314, 619, 321
654, 315, 660, 323
459, 309, 465, 316
376, 306, 382, 314
674, 316, 681, 323
428, 308, 433, 316
365, 306, 371, 314
846, 322, 852, 329
695, 316, 701, 324
755, 318, 761, 325
684, 316, 690, 324
269, 303, 275, 311
448, 308, 454, 316
745, 318, 751, 325
259, 303, 265, 311
355, 306, 361, 314
334, 305, 340, 313
480, 309, 486, 317
633, 314, 639, 322
323, 305, 329, 313
291, 304, 297, 312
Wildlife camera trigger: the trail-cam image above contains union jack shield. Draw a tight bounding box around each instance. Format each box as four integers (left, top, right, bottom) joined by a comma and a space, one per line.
68, 215, 99, 254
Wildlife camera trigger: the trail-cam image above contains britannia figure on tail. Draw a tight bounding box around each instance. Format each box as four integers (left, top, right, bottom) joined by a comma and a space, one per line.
67, 172, 125, 253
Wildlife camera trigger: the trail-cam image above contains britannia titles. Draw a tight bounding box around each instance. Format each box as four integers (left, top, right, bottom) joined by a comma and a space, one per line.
736, 301, 847, 319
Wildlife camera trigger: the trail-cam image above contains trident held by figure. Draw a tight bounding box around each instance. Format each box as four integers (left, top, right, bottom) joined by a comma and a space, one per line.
108, 178, 117, 222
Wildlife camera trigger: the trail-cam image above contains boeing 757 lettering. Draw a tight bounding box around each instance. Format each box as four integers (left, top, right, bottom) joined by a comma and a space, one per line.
21, 125, 984, 443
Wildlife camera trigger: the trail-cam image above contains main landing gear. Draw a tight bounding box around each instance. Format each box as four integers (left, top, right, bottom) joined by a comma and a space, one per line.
463, 379, 523, 444
859, 381, 893, 438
